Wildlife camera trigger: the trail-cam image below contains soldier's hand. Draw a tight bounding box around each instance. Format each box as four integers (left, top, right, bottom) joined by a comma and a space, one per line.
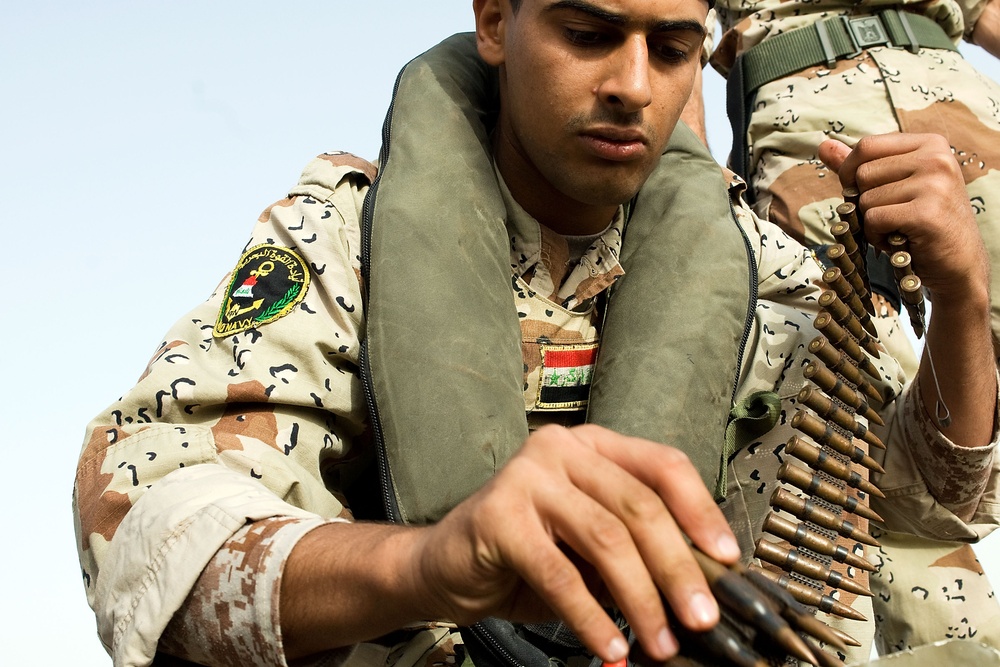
819, 134, 996, 450
818, 133, 989, 301
416, 423, 740, 663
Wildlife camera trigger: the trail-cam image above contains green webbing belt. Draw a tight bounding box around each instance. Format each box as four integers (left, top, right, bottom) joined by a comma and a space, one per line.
720, 391, 781, 498
740, 9, 957, 96
728, 9, 959, 196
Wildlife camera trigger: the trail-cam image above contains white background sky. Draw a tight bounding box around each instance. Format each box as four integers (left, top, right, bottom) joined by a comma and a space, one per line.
2, 2, 998, 665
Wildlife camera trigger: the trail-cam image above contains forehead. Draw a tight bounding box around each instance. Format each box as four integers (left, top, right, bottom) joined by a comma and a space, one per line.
525, 0, 709, 27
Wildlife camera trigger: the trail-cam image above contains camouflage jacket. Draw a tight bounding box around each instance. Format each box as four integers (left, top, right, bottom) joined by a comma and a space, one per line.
74, 155, 1000, 667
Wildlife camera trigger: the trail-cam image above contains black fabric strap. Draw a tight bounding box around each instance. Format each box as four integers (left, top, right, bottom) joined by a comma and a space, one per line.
727, 51, 753, 194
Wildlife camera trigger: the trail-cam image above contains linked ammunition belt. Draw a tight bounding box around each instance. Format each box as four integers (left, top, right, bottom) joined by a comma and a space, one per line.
645, 191, 933, 667
748, 190, 931, 664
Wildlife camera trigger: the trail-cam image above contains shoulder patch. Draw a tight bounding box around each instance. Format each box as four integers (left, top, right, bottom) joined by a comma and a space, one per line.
214, 244, 309, 338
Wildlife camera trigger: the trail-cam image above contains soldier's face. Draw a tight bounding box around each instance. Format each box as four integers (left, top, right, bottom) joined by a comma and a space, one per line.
476, 0, 707, 215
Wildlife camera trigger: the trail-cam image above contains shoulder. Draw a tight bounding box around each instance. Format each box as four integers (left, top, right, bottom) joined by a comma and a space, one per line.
292, 151, 377, 203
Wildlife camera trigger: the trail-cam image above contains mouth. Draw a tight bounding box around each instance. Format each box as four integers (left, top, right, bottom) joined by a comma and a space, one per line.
579, 127, 649, 161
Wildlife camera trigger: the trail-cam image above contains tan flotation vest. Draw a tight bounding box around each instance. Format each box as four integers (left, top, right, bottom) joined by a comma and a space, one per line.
360, 33, 756, 526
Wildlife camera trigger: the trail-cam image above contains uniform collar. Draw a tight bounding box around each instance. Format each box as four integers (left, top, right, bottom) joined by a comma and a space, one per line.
496, 167, 626, 311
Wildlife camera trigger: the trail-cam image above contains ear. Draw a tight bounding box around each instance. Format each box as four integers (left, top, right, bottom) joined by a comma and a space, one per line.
474, 0, 507, 65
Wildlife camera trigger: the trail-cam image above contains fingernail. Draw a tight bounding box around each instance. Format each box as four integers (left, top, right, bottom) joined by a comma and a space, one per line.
690, 591, 718, 626
717, 533, 741, 561
657, 627, 679, 656
606, 636, 629, 662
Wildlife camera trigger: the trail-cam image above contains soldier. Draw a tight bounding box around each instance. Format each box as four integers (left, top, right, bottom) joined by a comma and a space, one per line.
707, 0, 1000, 652
73, 0, 999, 665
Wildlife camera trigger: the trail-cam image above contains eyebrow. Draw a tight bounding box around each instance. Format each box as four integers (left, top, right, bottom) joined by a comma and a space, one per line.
545, 0, 707, 38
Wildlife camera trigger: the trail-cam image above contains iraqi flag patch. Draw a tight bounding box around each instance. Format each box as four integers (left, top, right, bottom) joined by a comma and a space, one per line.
536, 343, 599, 410
214, 244, 310, 338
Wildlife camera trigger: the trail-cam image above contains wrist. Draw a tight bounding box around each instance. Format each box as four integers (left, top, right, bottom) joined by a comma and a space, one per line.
280, 522, 431, 659
928, 279, 991, 317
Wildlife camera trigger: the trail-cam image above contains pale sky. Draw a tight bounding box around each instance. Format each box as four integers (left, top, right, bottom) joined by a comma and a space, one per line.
2, 2, 998, 665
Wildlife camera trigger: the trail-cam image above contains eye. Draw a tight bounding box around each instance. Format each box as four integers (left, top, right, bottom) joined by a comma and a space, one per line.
564, 27, 612, 47
649, 38, 697, 65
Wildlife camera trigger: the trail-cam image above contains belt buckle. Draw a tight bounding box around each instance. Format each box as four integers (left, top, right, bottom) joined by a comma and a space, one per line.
843, 15, 890, 56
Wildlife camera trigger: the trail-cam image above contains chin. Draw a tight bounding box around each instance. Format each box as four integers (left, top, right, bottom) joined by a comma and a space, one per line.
581, 170, 650, 205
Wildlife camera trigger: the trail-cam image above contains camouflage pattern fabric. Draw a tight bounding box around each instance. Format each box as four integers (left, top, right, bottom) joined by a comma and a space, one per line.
711, 0, 986, 70
867, 638, 1000, 664
73, 153, 1000, 666
708, 0, 1000, 655
870, 527, 1000, 653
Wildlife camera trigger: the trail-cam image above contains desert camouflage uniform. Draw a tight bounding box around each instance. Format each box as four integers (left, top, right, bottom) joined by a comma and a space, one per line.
709, 0, 1000, 653
709, 0, 1000, 335
73, 153, 1000, 667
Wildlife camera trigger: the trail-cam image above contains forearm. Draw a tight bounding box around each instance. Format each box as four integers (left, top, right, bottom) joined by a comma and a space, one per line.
973, 0, 1000, 58
280, 521, 432, 661
920, 281, 997, 447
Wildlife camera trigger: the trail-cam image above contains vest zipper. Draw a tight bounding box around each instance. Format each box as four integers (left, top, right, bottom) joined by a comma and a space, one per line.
729, 199, 759, 407
360, 65, 406, 524
466, 623, 527, 667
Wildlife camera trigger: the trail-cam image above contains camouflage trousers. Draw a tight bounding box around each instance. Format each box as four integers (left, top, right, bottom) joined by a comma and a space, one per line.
740, 44, 1000, 655
743, 45, 1000, 343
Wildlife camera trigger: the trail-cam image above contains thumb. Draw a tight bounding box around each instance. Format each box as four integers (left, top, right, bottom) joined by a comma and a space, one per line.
817, 139, 852, 175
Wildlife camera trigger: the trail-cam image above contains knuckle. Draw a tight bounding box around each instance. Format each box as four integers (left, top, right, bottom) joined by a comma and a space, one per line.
528, 424, 571, 446
472, 485, 511, 529
659, 445, 692, 470
572, 423, 608, 440
855, 135, 877, 155
619, 490, 664, 524
536, 556, 582, 598
589, 516, 633, 552
924, 133, 950, 151
854, 163, 874, 188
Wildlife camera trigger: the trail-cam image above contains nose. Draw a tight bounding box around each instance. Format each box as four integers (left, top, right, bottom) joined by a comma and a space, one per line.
597, 35, 652, 113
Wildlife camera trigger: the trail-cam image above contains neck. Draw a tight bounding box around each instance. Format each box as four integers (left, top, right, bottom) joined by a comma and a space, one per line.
492, 127, 619, 236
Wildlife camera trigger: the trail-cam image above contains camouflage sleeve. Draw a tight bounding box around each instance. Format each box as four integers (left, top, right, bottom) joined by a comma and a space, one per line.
72, 154, 375, 665
158, 515, 346, 666
872, 370, 1000, 542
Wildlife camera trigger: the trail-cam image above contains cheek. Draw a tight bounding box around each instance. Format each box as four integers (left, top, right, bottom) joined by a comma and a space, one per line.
651, 78, 695, 131
510, 71, 576, 140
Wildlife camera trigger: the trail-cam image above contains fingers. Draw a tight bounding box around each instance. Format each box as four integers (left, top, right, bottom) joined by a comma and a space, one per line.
816, 132, 985, 295
817, 139, 853, 178
500, 509, 636, 662
575, 425, 740, 565
824, 133, 925, 188
441, 423, 742, 663
511, 425, 735, 661
502, 486, 675, 662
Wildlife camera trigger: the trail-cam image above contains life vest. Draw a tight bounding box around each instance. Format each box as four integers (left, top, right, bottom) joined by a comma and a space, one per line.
360, 32, 756, 526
